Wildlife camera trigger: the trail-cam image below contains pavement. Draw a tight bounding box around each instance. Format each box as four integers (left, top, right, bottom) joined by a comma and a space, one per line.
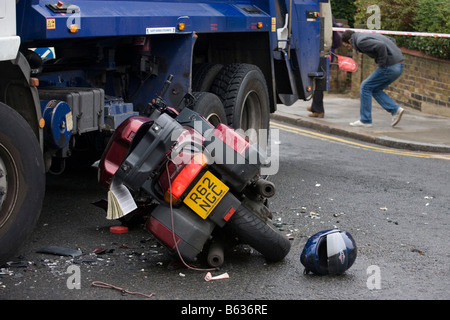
271, 94, 450, 153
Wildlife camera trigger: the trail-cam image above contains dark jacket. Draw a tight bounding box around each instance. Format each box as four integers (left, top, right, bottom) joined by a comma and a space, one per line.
351, 33, 403, 68
332, 16, 343, 50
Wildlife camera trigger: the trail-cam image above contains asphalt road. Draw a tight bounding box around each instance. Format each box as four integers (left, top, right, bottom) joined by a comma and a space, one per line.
1, 120, 449, 305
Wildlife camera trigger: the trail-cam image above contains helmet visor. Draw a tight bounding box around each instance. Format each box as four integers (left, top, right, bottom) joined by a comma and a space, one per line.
326, 232, 349, 275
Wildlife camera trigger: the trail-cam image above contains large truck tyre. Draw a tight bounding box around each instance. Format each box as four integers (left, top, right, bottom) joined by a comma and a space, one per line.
192, 63, 224, 92
0, 103, 46, 265
226, 205, 291, 262
191, 91, 227, 126
211, 63, 270, 133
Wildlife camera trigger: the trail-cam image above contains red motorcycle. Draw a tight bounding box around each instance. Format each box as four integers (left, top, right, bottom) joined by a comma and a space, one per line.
97, 79, 290, 268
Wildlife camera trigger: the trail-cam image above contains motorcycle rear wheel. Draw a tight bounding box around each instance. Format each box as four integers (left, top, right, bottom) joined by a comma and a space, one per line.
227, 205, 291, 262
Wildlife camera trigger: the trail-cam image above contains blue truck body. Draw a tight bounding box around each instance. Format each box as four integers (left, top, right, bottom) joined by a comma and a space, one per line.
16, 0, 328, 111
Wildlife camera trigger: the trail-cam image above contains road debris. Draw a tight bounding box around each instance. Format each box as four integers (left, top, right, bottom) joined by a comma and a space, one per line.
91, 281, 155, 298
411, 248, 425, 255
37, 246, 82, 257
387, 218, 398, 225
92, 247, 107, 254
204, 272, 229, 281
309, 211, 320, 219
110, 226, 129, 234
333, 212, 345, 217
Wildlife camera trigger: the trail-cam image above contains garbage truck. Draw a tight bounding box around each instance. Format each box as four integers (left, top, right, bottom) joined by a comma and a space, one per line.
0, 0, 332, 263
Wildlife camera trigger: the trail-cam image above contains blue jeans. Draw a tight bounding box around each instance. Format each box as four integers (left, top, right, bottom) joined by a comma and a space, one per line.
359, 63, 404, 124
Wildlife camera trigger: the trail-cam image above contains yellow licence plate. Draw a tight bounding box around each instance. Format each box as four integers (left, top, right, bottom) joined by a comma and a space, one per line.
183, 171, 229, 219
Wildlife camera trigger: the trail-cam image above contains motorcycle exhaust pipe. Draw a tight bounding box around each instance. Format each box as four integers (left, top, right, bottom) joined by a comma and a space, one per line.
254, 178, 276, 198
207, 241, 224, 268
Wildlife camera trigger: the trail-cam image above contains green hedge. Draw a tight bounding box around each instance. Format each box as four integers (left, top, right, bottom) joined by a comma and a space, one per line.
353, 0, 449, 59
331, 0, 357, 27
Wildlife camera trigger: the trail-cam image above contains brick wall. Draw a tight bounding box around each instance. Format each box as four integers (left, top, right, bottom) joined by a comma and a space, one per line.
346, 48, 450, 117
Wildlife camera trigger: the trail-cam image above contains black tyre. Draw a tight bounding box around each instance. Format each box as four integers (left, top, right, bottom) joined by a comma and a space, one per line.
226, 205, 291, 262
0, 103, 45, 264
211, 63, 270, 132
191, 91, 227, 126
192, 63, 224, 92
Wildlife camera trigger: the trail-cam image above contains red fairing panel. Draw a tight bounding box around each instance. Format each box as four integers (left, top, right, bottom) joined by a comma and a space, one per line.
98, 115, 153, 188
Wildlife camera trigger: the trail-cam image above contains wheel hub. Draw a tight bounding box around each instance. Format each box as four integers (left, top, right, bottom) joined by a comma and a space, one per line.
0, 157, 8, 226
0, 145, 17, 228
240, 90, 262, 141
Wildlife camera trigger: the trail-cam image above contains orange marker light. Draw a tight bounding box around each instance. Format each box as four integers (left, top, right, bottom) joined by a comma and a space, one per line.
39, 118, 46, 128
69, 24, 79, 33
257, 22, 263, 29
30, 77, 39, 87
178, 23, 185, 31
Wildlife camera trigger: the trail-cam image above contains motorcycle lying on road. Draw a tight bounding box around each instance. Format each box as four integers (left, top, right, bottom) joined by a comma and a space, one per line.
97, 78, 291, 268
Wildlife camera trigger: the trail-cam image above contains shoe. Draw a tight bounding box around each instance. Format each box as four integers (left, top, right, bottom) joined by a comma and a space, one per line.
308, 112, 324, 118
349, 120, 373, 128
392, 107, 404, 127
307, 106, 312, 112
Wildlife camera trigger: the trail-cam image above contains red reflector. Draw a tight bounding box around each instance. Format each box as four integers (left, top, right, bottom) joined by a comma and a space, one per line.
223, 207, 236, 222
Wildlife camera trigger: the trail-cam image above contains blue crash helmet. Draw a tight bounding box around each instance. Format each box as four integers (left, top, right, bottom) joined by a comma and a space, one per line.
300, 229, 357, 275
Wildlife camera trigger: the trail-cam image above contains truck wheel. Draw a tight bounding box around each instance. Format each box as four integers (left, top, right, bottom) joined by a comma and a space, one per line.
226, 205, 291, 262
211, 63, 270, 133
191, 92, 227, 126
0, 103, 45, 265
